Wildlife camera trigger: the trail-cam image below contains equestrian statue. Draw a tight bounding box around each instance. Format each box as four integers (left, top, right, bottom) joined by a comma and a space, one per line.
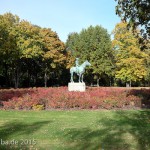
70, 58, 91, 83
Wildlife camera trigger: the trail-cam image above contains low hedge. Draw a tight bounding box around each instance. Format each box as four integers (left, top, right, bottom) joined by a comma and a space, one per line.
0, 87, 149, 110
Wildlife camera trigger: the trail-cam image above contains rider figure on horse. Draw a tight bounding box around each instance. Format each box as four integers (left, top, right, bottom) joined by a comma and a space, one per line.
75, 58, 79, 74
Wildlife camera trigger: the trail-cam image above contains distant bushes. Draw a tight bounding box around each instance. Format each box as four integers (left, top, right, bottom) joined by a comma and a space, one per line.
0, 87, 149, 110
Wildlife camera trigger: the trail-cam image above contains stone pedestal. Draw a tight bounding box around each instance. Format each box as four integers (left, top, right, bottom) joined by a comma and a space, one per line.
68, 82, 86, 92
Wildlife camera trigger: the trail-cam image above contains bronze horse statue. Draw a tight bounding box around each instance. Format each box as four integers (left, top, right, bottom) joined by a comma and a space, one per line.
70, 60, 91, 82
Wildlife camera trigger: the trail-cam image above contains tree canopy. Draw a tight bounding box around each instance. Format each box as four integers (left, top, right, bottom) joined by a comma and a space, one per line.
115, 0, 150, 39
112, 21, 147, 86
0, 12, 68, 88
66, 25, 114, 85
1, 12, 150, 88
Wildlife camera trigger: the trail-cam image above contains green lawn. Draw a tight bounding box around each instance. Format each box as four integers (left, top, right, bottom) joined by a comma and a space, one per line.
0, 110, 150, 150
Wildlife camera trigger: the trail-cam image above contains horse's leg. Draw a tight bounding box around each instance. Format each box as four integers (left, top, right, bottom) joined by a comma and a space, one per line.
79, 74, 81, 82
70, 69, 72, 82
71, 72, 73, 82
70, 73, 72, 82
71, 73, 73, 82
81, 74, 84, 82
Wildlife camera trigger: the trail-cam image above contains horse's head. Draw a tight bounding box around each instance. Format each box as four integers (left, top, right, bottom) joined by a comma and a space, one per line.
85, 60, 91, 66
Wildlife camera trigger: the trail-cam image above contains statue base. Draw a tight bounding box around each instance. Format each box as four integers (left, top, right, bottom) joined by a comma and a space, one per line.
68, 82, 86, 92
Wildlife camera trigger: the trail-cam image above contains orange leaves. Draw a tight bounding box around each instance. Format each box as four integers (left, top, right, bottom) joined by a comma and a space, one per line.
39, 28, 67, 69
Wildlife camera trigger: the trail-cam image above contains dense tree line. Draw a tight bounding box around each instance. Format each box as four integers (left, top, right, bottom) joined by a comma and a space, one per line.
0, 13, 70, 88
0, 12, 150, 88
66, 23, 150, 87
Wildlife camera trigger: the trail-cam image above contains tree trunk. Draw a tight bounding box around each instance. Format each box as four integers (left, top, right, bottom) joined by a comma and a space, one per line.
4, 64, 9, 87
148, 81, 150, 87
14, 68, 19, 88
44, 71, 47, 87
27, 69, 30, 87
110, 77, 112, 86
97, 78, 100, 87
126, 82, 130, 87
126, 81, 131, 87
34, 74, 37, 87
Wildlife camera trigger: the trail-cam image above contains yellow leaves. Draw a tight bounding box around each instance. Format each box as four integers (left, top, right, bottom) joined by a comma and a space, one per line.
40, 27, 67, 67
64, 51, 74, 69
112, 21, 140, 51
113, 21, 148, 82
1, 12, 67, 72
44, 50, 56, 59
115, 56, 147, 82
50, 63, 56, 69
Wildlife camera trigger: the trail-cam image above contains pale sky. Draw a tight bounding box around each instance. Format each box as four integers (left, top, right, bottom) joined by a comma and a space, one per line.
0, 0, 121, 42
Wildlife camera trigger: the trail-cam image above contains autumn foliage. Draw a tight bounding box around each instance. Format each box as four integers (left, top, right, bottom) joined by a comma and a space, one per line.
0, 87, 149, 110
112, 21, 147, 86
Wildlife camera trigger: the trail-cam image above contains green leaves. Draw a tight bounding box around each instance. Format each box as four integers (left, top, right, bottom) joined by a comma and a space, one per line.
66, 25, 114, 84
115, 0, 150, 39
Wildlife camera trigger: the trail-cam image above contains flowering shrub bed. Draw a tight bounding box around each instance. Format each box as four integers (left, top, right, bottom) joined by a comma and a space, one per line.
0, 87, 149, 110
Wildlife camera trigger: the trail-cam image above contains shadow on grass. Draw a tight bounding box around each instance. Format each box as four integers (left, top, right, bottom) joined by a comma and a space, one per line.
0, 120, 51, 150
63, 110, 150, 150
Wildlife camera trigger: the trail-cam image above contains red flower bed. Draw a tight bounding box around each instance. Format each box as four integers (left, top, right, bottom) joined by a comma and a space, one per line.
0, 87, 148, 110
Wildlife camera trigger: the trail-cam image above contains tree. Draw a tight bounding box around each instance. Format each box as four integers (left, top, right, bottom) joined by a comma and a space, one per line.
144, 41, 150, 85
9, 20, 44, 88
0, 13, 20, 87
39, 28, 67, 87
0, 12, 68, 88
112, 21, 147, 87
66, 25, 114, 86
115, 0, 150, 39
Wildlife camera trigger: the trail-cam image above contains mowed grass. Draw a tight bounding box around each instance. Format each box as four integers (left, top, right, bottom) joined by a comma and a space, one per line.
0, 110, 150, 150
